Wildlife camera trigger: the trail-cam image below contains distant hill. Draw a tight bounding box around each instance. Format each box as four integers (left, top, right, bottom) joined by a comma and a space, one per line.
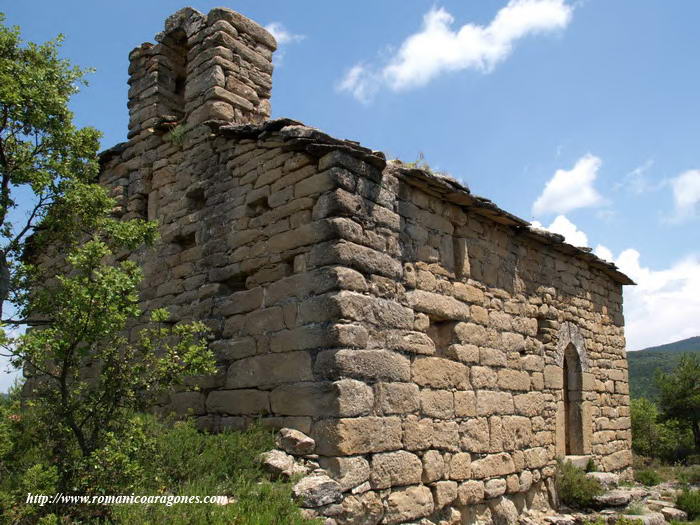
628, 336, 700, 399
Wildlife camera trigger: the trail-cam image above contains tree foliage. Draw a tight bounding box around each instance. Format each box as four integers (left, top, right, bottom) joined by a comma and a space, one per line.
0, 16, 216, 520
0, 12, 101, 318
656, 354, 700, 454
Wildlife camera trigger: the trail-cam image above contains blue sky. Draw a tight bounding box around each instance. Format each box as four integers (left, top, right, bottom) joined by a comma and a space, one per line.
2, 0, 699, 389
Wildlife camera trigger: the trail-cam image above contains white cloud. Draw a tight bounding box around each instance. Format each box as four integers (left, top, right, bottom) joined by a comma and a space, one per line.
602, 247, 700, 350
670, 169, 700, 222
264, 22, 305, 66
614, 160, 659, 194
532, 154, 604, 216
264, 22, 305, 45
337, 64, 380, 105
533, 219, 699, 351
593, 244, 613, 262
530, 214, 589, 247
339, 0, 573, 101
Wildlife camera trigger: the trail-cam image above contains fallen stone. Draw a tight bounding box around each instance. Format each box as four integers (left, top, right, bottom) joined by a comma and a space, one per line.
276, 427, 316, 456
645, 499, 673, 510
293, 474, 343, 508
660, 506, 687, 522
586, 471, 619, 488
593, 489, 632, 507
259, 449, 295, 479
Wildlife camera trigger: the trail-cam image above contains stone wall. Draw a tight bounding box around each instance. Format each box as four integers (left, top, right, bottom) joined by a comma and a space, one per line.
40, 7, 635, 524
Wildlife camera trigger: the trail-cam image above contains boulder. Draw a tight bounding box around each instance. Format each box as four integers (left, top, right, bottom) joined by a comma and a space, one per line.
293, 474, 343, 508
660, 506, 687, 522
586, 472, 619, 488
259, 449, 300, 479
593, 489, 632, 507
277, 427, 316, 456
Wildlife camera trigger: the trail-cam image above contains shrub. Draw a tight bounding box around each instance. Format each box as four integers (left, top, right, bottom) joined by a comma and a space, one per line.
556, 460, 604, 509
585, 457, 597, 472
634, 468, 662, 486
677, 489, 700, 520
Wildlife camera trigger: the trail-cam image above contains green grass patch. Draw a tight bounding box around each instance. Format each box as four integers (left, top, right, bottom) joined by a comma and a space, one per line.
634, 468, 662, 486
677, 489, 700, 520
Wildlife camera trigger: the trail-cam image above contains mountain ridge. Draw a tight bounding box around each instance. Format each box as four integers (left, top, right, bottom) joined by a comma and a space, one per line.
627, 335, 700, 399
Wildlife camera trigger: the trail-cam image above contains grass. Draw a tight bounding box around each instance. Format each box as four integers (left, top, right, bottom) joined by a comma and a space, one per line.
676, 489, 700, 521
624, 501, 647, 515
634, 468, 662, 486
111, 420, 319, 525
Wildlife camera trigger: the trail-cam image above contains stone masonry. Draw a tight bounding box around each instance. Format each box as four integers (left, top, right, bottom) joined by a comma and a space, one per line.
73, 7, 635, 524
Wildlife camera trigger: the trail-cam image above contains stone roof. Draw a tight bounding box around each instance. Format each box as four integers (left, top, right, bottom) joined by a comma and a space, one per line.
99, 117, 635, 286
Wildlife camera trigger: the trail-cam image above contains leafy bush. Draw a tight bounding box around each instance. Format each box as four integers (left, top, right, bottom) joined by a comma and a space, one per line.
556, 460, 604, 509
585, 457, 597, 472
677, 489, 700, 520
634, 468, 662, 486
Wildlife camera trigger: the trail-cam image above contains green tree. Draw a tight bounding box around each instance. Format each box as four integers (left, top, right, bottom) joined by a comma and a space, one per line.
0, 12, 101, 319
0, 16, 216, 518
630, 397, 661, 457
630, 397, 693, 462
656, 354, 700, 454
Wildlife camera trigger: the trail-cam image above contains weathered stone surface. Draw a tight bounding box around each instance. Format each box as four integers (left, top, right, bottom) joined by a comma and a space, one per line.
433, 480, 458, 508
420, 389, 454, 419
336, 491, 384, 525
226, 352, 312, 388
458, 480, 485, 505
448, 452, 472, 480
313, 417, 403, 455
319, 456, 370, 492
259, 449, 306, 479
370, 450, 422, 489
292, 474, 343, 507
421, 449, 444, 483
276, 428, 315, 456
206, 389, 269, 414
375, 382, 420, 415
484, 478, 507, 498
470, 453, 516, 479
491, 496, 518, 525
412, 357, 469, 389
383, 485, 434, 525
585, 471, 619, 488
593, 489, 631, 507
661, 507, 688, 522
316, 349, 411, 382
406, 290, 471, 321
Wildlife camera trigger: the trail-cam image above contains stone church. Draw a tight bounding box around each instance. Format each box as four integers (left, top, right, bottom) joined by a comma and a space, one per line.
97, 7, 634, 523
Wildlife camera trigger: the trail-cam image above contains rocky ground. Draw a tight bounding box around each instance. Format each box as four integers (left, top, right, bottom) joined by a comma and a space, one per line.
523, 472, 691, 525
259, 428, 693, 525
